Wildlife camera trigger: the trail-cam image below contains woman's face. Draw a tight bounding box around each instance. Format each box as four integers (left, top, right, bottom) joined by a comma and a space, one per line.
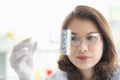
68, 19, 104, 70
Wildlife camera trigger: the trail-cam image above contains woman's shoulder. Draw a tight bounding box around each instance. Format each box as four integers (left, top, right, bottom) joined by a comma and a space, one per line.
46, 70, 68, 80
111, 66, 120, 80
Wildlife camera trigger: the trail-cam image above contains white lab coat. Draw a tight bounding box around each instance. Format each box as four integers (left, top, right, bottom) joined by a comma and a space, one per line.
46, 68, 120, 80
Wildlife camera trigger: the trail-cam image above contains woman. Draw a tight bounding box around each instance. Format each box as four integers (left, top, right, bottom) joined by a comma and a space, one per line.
10, 5, 120, 80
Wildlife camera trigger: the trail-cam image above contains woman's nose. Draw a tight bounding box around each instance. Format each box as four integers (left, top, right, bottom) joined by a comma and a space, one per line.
77, 41, 88, 53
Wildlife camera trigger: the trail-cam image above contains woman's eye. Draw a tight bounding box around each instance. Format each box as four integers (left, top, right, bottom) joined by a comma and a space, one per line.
71, 35, 78, 41
87, 36, 97, 41
71, 36, 77, 41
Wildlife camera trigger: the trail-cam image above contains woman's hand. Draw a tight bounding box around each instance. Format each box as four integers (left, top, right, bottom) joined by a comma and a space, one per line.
10, 38, 37, 80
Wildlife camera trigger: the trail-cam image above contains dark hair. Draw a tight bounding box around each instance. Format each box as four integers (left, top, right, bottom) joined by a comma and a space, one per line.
58, 5, 119, 80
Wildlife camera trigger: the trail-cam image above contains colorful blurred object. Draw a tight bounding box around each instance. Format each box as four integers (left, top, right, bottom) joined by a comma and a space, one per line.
34, 71, 40, 78
46, 69, 53, 76
6, 32, 14, 40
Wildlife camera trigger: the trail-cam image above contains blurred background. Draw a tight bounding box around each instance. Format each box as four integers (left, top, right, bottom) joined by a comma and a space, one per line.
0, 0, 120, 80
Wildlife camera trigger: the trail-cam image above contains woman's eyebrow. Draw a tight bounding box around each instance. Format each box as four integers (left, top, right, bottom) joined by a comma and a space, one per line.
87, 32, 100, 35
71, 32, 77, 35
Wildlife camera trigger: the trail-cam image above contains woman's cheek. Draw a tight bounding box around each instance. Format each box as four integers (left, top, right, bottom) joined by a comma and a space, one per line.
70, 46, 76, 55
89, 43, 103, 59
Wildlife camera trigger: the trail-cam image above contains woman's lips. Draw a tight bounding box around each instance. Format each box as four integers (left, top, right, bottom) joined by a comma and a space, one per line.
76, 55, 91, 61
